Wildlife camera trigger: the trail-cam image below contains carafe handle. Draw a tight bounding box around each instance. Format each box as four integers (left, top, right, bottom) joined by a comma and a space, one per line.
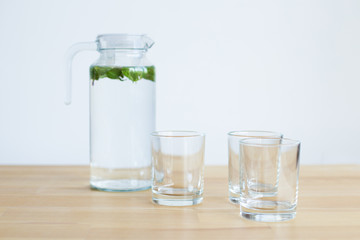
65, 42, 97, 105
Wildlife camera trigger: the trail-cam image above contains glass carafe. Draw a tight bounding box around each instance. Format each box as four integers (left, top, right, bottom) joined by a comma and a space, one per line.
66, 34, 155, 191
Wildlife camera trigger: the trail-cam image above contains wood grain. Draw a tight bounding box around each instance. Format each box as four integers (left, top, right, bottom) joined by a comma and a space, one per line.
0, 165, 359, 239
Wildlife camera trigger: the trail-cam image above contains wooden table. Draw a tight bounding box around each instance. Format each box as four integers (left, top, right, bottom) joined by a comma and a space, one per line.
0, 165, 359, 239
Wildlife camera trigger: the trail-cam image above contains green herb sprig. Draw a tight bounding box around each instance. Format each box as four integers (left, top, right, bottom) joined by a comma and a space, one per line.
90, 66, 155, 84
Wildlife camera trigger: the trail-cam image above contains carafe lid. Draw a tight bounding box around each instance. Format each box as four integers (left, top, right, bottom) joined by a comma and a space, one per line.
96, 34, 154, 51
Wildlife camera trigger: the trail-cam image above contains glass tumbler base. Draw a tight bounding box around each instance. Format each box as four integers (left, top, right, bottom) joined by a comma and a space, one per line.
241, 211, 296, 222
152, 191, 203, 206
90, 179, 151, 192
240, 204, 296, 222
152, 197, 203, 206
229, 190, 241, 204
229, 196, 240, 204
240, 199, 297, 222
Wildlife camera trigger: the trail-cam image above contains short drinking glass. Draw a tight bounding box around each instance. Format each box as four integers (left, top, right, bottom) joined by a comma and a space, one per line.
228, 131, 283, 204
239, 138, 301, 222
151, 131, 205, 206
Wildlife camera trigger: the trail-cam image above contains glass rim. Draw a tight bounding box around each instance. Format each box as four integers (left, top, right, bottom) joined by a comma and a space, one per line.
228, 130, 283, 138
97, 33, 147, 39
96, 33, 154, 51
151, 130, 205, 138
240, 137, 300, 147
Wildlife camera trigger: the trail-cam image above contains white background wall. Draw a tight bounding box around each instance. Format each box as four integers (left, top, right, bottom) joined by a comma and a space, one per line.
0, 0, 359, 165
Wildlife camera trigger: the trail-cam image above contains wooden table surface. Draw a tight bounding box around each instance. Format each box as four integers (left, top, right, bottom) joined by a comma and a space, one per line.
0, 165, 359, 239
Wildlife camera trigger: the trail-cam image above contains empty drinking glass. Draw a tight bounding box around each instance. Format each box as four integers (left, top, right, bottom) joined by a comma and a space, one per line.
151, 131, 205, 206
228, 131, 283, 203
239, 138, 301, 222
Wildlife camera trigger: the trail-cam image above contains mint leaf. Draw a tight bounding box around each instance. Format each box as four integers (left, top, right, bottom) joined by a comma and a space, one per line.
122, 67, 143, 82
106, 68, 124, 80
143, 66, 155, 81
